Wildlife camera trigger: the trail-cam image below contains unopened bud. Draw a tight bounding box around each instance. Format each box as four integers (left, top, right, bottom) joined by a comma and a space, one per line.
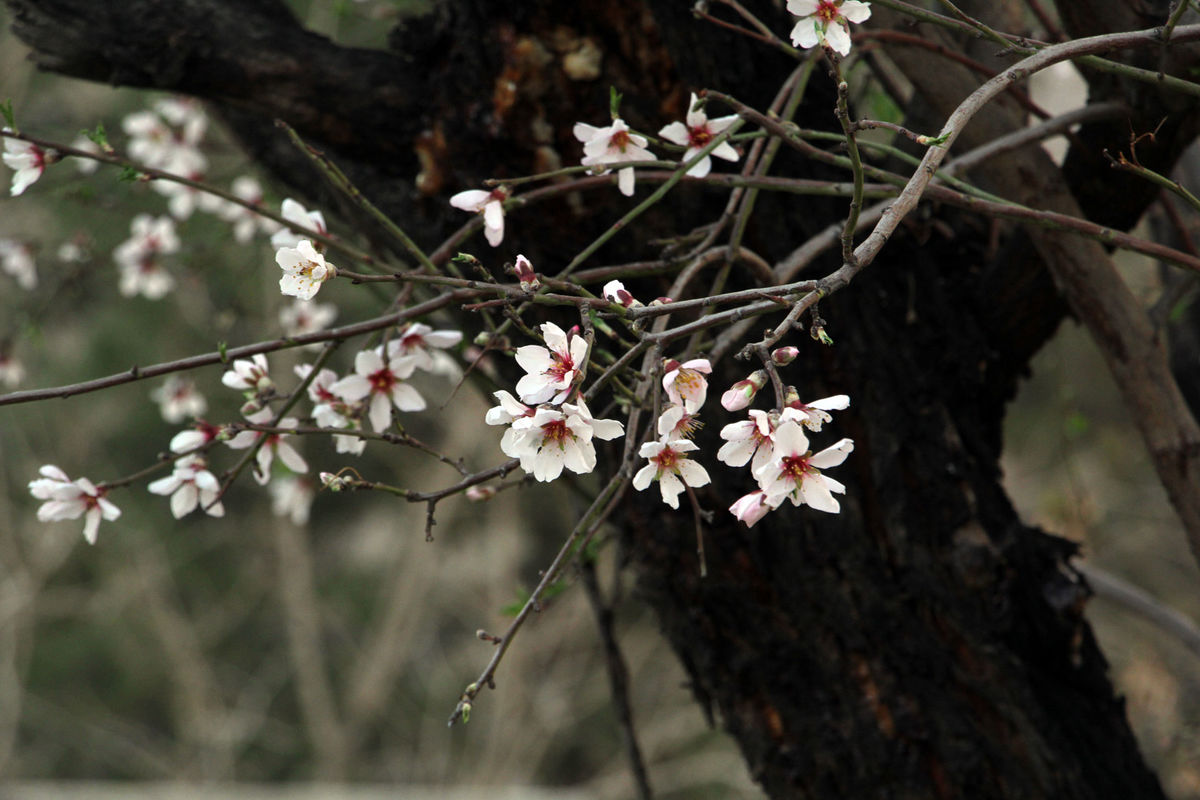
602, 279, 641, 308
649, 296, 673, 306
783, 385, 801, 409
466, 485, 496, 502
720, 370, 768, 412
511, 253, 540, 290
240, 399, 264, 417
771, 346, 799, 366
812, 325, 833, 346
320, 472, 348, 491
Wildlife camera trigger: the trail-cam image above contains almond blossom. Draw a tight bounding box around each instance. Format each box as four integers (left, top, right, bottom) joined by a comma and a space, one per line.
330, 349, 425, 432
221, 176, 280, 243
0, 238, 37, 289
633, 438, 710, 509
3, 136, 47, 196
787, 0, 871, 57
515, 322, 587, 405
271, 198, 327, 250
573, 118, 654, 197
226, 407, 308, 485
276, 239, 335, 300
662, 358, 712, 414
270, 476, 315, 525
657, 404, 701, 441
0, 353, 25, 388
449, 187, 508, 247
510, 254, 540, 291
496, 398, 622, 482
147, 456, 224, 518
296, 363, 366, 455
602, 279, 640, 308
113, 214, 179, 300
754, 420, 853, 513
28, 465, 121, 544
720, 370, 767, 412
384, 323, 463, 374
658, 93, 740, 178
280, 298, 338, 338
170, 420, 224, 454
221, 354, 273, 394
786, 393, 850, 432
729, 490, 776, 528
150, 376, 207, 423
717, 409, 780, 473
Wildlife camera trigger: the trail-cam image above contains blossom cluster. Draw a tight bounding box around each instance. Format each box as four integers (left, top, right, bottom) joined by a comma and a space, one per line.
485, 313, 624, 482
28, 320, 463, 542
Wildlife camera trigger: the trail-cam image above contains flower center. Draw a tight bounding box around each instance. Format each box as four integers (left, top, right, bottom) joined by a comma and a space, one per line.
541, 418, 572, 446
610, 129, 631, 151
816, 0, 840, 22
369, 368, 396, 394
296, 258, 321, 279
780, 453, 814, 485
689, 125, 713, 147
652, 447, 680, 472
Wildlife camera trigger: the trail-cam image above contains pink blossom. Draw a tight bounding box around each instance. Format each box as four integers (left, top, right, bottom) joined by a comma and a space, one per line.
720, 370, 768, 412
729, 491, 776, 528
662, 358, 712, 414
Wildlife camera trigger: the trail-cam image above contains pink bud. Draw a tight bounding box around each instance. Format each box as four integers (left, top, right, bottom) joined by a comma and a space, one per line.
649, 296, 673, 306
730, 491, 772, 528
602, 279, 638, 307
783, 386, 801, 408
720, 370, 768, 412
771, 346, 799, 366
466, 486, 496, 502
511, 254, 540, 290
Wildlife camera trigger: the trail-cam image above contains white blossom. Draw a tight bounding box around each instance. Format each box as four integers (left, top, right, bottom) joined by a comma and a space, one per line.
449, 187, 507, 247
147, 456, 224, 518
662, 358, 712, 414
150, 376, 207, 424
632, 438, 710, 509
270, 198, 327, 250
28, 465, 120, 544
113, 214, 179, 300
329, 349, 425, 432
3, 136, 46, 196
573, 118, 654, 196
225, 407, 308, 485
221, 354, 273, 393
754, 420, 853, 513
0, 238, 37, 289
276, 239, 335, 300
658, 93, 739, 178
787, 0, 871, 56
497, 397, 622, 482
280, 298, 338, 338
515, 322, 587, 405
270, 476, 315, 525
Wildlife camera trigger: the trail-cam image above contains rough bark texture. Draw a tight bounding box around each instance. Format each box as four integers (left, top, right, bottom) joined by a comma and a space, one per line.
9, 0, 1200, 797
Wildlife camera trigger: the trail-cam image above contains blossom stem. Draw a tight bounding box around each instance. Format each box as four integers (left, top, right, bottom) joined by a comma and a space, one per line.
448, 471, 628, 727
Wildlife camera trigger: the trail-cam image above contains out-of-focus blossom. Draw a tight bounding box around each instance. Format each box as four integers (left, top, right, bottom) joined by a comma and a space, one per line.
270, 476, 315, 525
270, 198, 327, 250
151, 376, 207, 424
280, 298, 338, 338
3, 136, 47, 196
0, 238, 37, 289
113, 214, 179, 299
148, 455, 224, 518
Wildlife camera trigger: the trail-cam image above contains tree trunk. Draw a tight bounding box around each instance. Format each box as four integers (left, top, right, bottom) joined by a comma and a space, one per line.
8, 0, 1196, 796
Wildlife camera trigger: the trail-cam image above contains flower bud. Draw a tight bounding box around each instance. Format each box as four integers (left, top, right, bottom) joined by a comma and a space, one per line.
720, 370, 767, 411
783, 385, 801, 409
466, 485, 496, 502
320, 471, 348, 491
510, 254, 540, 290
602, 279, 640, 308
771, 346, 799, 366
649, 296, 673, 306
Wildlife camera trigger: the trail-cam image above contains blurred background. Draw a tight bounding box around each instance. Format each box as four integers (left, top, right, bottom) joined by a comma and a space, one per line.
0, 1, 1197, 798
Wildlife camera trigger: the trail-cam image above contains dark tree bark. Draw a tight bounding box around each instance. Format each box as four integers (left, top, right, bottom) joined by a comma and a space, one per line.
9, 0, 1200, 797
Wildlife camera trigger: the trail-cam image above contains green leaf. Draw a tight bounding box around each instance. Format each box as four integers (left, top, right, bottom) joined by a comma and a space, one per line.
0, 99, 15, 131
609, 86, 623, 119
